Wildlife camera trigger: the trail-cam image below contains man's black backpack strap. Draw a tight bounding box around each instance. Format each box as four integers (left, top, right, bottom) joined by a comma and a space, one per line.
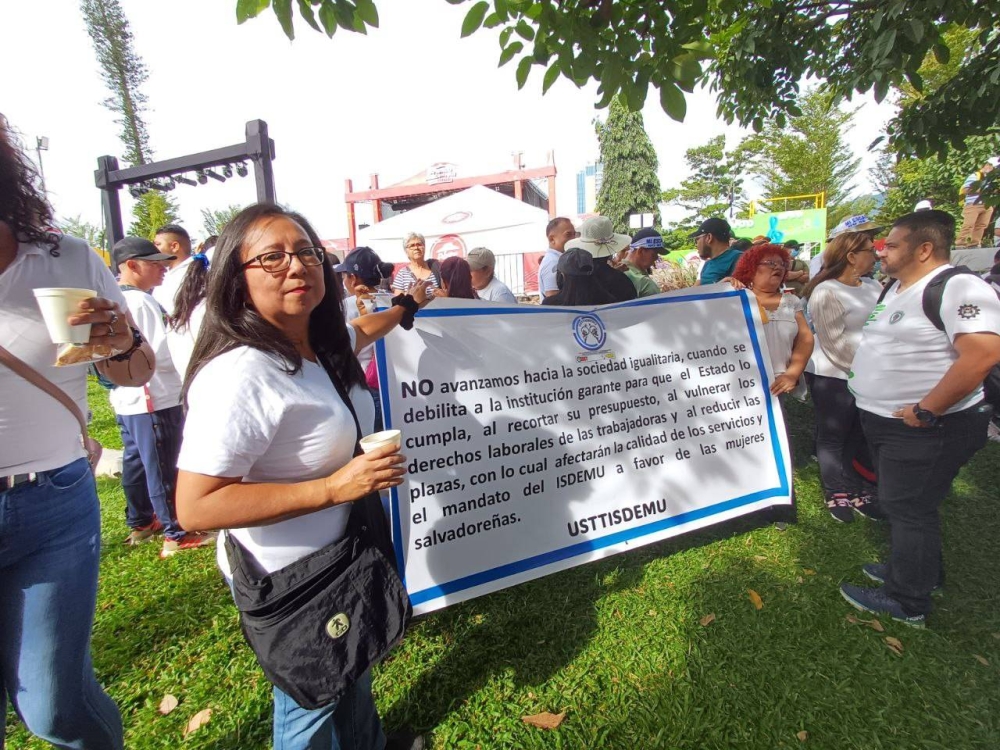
919, 266, 980, 332
876, 279, 897, 305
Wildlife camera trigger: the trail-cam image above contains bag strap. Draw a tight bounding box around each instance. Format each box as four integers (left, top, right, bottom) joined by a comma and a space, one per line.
921, 266, 977, 333
428, 259, 443, 289
0, 343, 92, 454
876, 278, 897, 305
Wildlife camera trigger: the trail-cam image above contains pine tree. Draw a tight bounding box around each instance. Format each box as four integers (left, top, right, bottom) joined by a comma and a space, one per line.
738, 88, 861, 230
594, 97, 662, 233
81, 0, 152, 167
129, 192, 180, 241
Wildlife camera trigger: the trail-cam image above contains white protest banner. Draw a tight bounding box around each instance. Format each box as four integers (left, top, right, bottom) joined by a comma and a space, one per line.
374, 285, 792, 616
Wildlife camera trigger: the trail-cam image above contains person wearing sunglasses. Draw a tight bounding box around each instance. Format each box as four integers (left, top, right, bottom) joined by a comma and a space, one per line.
175, 205, 427, 749
732, 243, 814, 399
801, 232, 883, 523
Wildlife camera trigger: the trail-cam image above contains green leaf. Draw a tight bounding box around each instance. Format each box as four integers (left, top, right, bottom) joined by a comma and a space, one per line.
236, 0, 271, 23
498, 41, 523, 66
659, 81, 686, 121
932, 42, 950, 64
297, 0, 321, 32
318, 0, 338, 35
515, 56, 532, 89
355, 0, 379, 27
515, 19, 534, 41
542, 62, 560, 94
272, 0, 294, 39
483, 12, 502, 28
499, 26, 513, 47
461, 1, 489, 38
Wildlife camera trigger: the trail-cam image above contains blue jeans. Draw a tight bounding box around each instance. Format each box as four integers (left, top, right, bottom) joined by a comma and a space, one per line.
272, 673, 385, 750
0, 458, 123, 749
117, 405, 184, 540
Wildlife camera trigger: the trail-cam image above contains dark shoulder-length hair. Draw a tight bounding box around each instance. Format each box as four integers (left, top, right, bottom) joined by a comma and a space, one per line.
183, 204, 365, 399
0, 114, 57, 253
439, 256, 478, 299
171, 236, 216, 332
732, 243, 791, 286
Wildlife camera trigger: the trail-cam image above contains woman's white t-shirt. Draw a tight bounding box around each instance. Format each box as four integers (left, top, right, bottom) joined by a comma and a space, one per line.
806, 278, 881, 380
165, 301, 205, 383
760, 293, 803, 376
342, 295, 375, 373
177, 338, 376, 576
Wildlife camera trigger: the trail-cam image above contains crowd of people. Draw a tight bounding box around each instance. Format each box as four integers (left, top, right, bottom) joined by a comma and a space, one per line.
3, 107, 1000, 750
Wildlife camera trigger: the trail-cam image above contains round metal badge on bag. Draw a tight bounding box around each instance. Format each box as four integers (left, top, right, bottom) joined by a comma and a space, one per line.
325, 613, 350, 639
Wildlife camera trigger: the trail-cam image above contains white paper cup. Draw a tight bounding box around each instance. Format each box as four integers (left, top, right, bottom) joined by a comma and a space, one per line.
359, 429, 402, 454
33, 287, 97, 344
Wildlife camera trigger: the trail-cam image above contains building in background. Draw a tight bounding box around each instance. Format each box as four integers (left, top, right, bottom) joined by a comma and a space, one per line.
576, 163, 602, 214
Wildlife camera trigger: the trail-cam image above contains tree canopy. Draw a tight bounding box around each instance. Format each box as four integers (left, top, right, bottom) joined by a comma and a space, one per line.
593, 97, 661, 234
234, 0, 1000, 157
661, 135, 745, 225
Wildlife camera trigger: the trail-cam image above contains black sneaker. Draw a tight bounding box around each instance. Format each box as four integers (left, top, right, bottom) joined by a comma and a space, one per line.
840, 583, 926, 628
862, 563, 942, 594
825, 493, 854, 523
850, 492, 885, 520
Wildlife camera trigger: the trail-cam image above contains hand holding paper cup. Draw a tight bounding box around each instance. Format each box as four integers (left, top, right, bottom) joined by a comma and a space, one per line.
359, 430, 402, 454
33, 287, 97, 345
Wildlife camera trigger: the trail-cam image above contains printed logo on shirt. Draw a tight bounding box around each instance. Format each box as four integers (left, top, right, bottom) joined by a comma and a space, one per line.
957, 304, 981, 320
889, 311, 904, 324
864, 303, 886, 326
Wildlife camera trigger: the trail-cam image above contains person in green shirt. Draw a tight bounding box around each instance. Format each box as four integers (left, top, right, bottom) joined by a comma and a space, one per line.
624, 227, 667, 297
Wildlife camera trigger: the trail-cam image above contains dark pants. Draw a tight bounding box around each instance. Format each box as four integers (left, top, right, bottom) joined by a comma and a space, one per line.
117, 405, 185, 540
369, 387, 384, 433
806, 373, 867, 496
860, 403, 992, 616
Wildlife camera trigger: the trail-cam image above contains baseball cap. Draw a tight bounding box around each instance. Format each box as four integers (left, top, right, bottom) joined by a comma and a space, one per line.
988, 157, 1000, 167
783, 239, 801, 250
111, 236, 176, 269
687, 217, 732, 241
557, 248, 595, 277
334, 246, 382, 278
565, 216, 631, 259
629, 227, 666, 253
914, 200, 933, 211
466, 247, 495, 271
828, 215, 883, 240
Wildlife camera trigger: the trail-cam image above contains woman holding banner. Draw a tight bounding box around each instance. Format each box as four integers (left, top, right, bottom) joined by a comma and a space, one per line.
732, 243, 814, 398
175, 204, 427, 750
802, 232, 882, 522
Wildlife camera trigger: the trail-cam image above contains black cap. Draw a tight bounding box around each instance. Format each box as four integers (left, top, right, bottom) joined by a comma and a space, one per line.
783, 239, 801, 250
111, 236, 176, 269
334, 246, 385, 281
557, 248, 595, 277
687, 217, 732, 241
630, 227, 667, 253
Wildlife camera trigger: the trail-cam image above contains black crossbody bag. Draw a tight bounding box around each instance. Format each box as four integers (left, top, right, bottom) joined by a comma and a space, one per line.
224, 359, 411, 710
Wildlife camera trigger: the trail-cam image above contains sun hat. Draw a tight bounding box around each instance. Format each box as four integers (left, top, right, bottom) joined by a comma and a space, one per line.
565, 216, 631, 259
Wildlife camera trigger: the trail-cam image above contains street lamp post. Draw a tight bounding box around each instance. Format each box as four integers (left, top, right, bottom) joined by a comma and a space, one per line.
35, 136, 49, 193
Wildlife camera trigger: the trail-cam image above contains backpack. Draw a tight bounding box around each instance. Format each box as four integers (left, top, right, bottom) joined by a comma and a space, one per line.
877, 266, 1000, 411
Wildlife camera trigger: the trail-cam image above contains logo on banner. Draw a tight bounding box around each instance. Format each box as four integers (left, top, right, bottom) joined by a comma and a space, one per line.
431, 234, 466, 260
573, 314, 606, 351
442, 211, 472, 224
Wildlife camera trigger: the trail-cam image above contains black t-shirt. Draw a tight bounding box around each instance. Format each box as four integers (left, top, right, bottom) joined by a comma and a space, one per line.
593, 259, 638, 302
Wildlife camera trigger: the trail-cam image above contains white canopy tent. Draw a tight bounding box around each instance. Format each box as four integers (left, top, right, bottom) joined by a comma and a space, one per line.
356, 185, 549, 264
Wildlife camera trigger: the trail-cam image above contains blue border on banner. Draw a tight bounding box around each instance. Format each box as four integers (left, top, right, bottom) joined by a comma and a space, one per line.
375, 289, 790, 605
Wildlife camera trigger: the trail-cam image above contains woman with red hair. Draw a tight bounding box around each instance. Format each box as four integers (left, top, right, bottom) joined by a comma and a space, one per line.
732, 244, 814, 397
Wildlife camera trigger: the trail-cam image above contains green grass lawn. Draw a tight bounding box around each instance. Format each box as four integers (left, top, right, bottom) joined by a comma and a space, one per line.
6, 396, 1000, 749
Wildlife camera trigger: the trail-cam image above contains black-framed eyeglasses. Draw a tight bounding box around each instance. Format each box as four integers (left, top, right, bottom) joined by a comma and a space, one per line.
759, 259, 791, 271
242, 246, 326, 274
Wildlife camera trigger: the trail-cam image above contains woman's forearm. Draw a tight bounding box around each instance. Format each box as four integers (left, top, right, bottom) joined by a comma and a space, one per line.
176, 473, 333, 531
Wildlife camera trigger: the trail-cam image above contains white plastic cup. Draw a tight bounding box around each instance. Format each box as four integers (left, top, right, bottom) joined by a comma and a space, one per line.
359, 429, 402, 454
33, 287, 97, 344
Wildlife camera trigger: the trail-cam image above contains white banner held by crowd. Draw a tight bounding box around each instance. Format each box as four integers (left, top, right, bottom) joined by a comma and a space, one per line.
375, 285, 792, 615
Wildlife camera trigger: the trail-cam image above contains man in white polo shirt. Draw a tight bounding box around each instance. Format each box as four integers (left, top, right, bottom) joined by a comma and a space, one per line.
152, 223, 192, 316
842, 210, 1000, 626
111, 236, 213, 558
537, 216, 577, 301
